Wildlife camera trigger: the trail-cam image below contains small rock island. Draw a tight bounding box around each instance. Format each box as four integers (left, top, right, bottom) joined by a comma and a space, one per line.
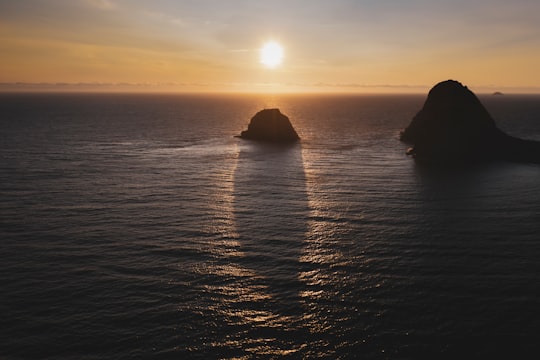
400, 80, 540, 164
239, 108, 300, 143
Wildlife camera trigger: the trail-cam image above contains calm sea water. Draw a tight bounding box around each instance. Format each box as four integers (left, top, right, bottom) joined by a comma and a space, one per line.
1, 93, 540, 359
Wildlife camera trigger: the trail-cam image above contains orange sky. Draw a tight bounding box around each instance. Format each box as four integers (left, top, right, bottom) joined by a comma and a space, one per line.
1, 0, 540, 93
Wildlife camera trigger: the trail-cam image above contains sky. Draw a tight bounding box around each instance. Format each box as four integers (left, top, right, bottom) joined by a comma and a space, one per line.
1, 0, 540, 93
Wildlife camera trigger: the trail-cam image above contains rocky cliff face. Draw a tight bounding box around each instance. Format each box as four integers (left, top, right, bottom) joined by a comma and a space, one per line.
239, 109, 300, 143
401, 80, 540, 164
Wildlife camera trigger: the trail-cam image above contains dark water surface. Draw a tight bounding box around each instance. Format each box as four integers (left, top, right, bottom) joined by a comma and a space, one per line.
1, 93, 540, 358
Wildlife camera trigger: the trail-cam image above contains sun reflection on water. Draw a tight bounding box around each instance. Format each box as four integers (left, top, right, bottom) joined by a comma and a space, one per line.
193, 140, 311, 357
189, 136, 367, 358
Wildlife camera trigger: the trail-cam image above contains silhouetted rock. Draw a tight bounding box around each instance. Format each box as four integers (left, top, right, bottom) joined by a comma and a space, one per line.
239, 109, 300, 143
492, 91, 504, 96
400, 80, 540, 164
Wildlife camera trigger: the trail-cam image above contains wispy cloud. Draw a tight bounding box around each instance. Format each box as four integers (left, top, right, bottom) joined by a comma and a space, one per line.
83, 0, 117, 10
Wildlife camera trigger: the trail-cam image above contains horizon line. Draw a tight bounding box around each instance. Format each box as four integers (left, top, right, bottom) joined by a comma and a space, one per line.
1, 82, 540, 95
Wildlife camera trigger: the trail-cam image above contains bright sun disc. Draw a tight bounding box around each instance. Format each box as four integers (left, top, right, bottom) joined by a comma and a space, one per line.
260, 41, 284, 68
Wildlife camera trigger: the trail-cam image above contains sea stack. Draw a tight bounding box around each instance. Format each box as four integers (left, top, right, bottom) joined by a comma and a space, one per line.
400, 80, 540, 164
239, 108, 300, 143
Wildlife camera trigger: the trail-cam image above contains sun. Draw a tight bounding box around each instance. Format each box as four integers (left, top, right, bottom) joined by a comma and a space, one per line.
260, 41, 284, 68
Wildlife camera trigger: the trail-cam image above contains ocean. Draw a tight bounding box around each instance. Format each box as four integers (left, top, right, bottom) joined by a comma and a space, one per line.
1, 92, 540, 358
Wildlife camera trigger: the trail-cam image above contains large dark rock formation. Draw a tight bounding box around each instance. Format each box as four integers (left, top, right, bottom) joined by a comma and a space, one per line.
400, 80, 540, 164
239, 108, 300, 143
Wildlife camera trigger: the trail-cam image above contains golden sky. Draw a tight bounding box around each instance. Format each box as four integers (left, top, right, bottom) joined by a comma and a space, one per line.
1, 0, 540, 93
